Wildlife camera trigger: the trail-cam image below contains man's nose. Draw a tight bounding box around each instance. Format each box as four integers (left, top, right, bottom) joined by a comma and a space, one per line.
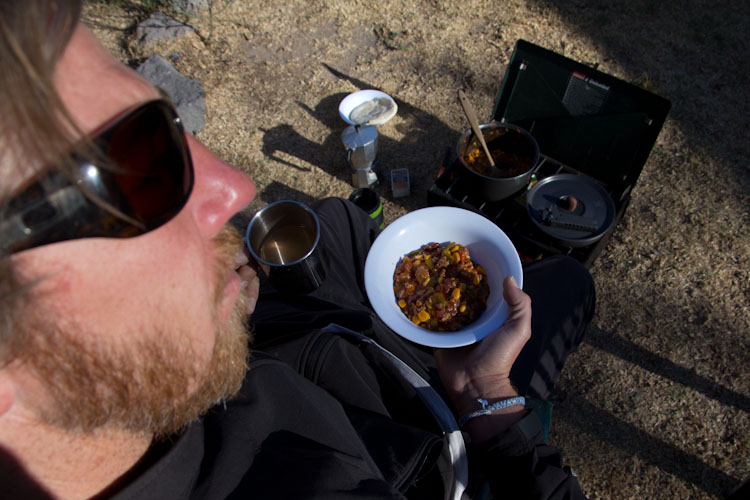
185, 135, 256, 237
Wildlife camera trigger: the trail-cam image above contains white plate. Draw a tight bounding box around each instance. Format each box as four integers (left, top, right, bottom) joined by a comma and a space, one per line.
338, 89, 398, 126
364, 207, 523, 348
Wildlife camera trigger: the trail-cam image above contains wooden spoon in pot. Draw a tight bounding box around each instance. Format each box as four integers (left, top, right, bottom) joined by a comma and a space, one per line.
458, 89, 496, 168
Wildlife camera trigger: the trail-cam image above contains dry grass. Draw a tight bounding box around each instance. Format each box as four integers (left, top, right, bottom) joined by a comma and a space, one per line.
84, 1, 749, 498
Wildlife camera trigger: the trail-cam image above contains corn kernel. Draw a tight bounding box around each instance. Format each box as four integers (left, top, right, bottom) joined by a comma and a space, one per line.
398, 299, 406, 308
459, 304, 467, 313
411, 316, 421, 325
452, 252, 460, 263
451, 288, 461, 300
418, 310, 430, 322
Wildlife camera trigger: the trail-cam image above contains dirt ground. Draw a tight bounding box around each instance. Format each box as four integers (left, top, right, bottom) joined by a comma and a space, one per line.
84, 1, 749, 498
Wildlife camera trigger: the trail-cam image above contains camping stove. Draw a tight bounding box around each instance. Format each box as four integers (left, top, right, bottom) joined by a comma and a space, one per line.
427, 151, 627, 268
427, 39, 671, 268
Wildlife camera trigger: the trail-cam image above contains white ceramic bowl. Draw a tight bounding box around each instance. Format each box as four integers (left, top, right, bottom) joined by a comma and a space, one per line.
338, 89, 398, 126
364, 206, 523, 348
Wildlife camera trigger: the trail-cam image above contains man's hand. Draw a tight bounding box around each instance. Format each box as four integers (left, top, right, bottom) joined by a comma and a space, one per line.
434, 275, 532, 441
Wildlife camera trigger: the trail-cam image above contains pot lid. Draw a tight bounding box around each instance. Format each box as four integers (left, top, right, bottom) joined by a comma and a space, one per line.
526, 173, 615, 248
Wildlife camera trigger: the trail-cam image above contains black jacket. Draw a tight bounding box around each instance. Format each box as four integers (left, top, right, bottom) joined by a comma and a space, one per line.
112, 326, 585, 499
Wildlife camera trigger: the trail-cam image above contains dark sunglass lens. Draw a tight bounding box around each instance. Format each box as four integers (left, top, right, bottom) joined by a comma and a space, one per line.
3, 101, 195, 254
104, 101, 193, 229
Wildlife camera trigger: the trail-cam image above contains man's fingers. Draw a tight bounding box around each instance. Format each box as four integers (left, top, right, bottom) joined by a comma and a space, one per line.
502, 275, 531, 324
503, 275, 526, 305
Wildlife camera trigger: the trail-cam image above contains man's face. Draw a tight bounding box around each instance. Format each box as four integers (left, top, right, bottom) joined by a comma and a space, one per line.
6, 25, 258, 437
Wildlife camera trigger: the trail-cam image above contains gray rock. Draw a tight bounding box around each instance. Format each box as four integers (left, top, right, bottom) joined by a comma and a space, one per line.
136, 55, 205, 135
136, 12, 195, 44
172, 0, 209, 16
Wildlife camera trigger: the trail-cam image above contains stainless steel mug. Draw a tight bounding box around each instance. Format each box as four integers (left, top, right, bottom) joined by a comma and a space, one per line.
245, 200, 327, 294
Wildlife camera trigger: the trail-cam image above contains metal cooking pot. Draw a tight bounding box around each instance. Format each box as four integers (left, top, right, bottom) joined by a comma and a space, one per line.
456, 121, 540, 201
526, 173, 616, 248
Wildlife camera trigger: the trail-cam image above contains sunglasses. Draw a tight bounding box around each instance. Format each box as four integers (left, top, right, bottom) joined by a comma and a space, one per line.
2, 99, 194, 255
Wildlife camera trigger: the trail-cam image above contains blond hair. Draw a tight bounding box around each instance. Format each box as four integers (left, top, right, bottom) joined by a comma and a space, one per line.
0, 0, 83, 362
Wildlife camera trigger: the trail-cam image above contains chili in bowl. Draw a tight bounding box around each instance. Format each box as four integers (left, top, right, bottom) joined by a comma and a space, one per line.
394, 242, 490, 332
364, 206, 523, 348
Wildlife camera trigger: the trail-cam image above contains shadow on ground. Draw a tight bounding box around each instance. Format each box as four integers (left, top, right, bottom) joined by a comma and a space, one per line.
554, 326, 745, 498
261, 64, 462, 215
558, 392, 738, 497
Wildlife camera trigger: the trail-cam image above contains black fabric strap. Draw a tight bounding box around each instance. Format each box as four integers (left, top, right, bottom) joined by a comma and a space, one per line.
322, 323, 468, 500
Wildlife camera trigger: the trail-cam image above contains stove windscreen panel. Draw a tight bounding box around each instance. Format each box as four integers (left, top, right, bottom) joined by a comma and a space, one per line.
492, 40, 671, 205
